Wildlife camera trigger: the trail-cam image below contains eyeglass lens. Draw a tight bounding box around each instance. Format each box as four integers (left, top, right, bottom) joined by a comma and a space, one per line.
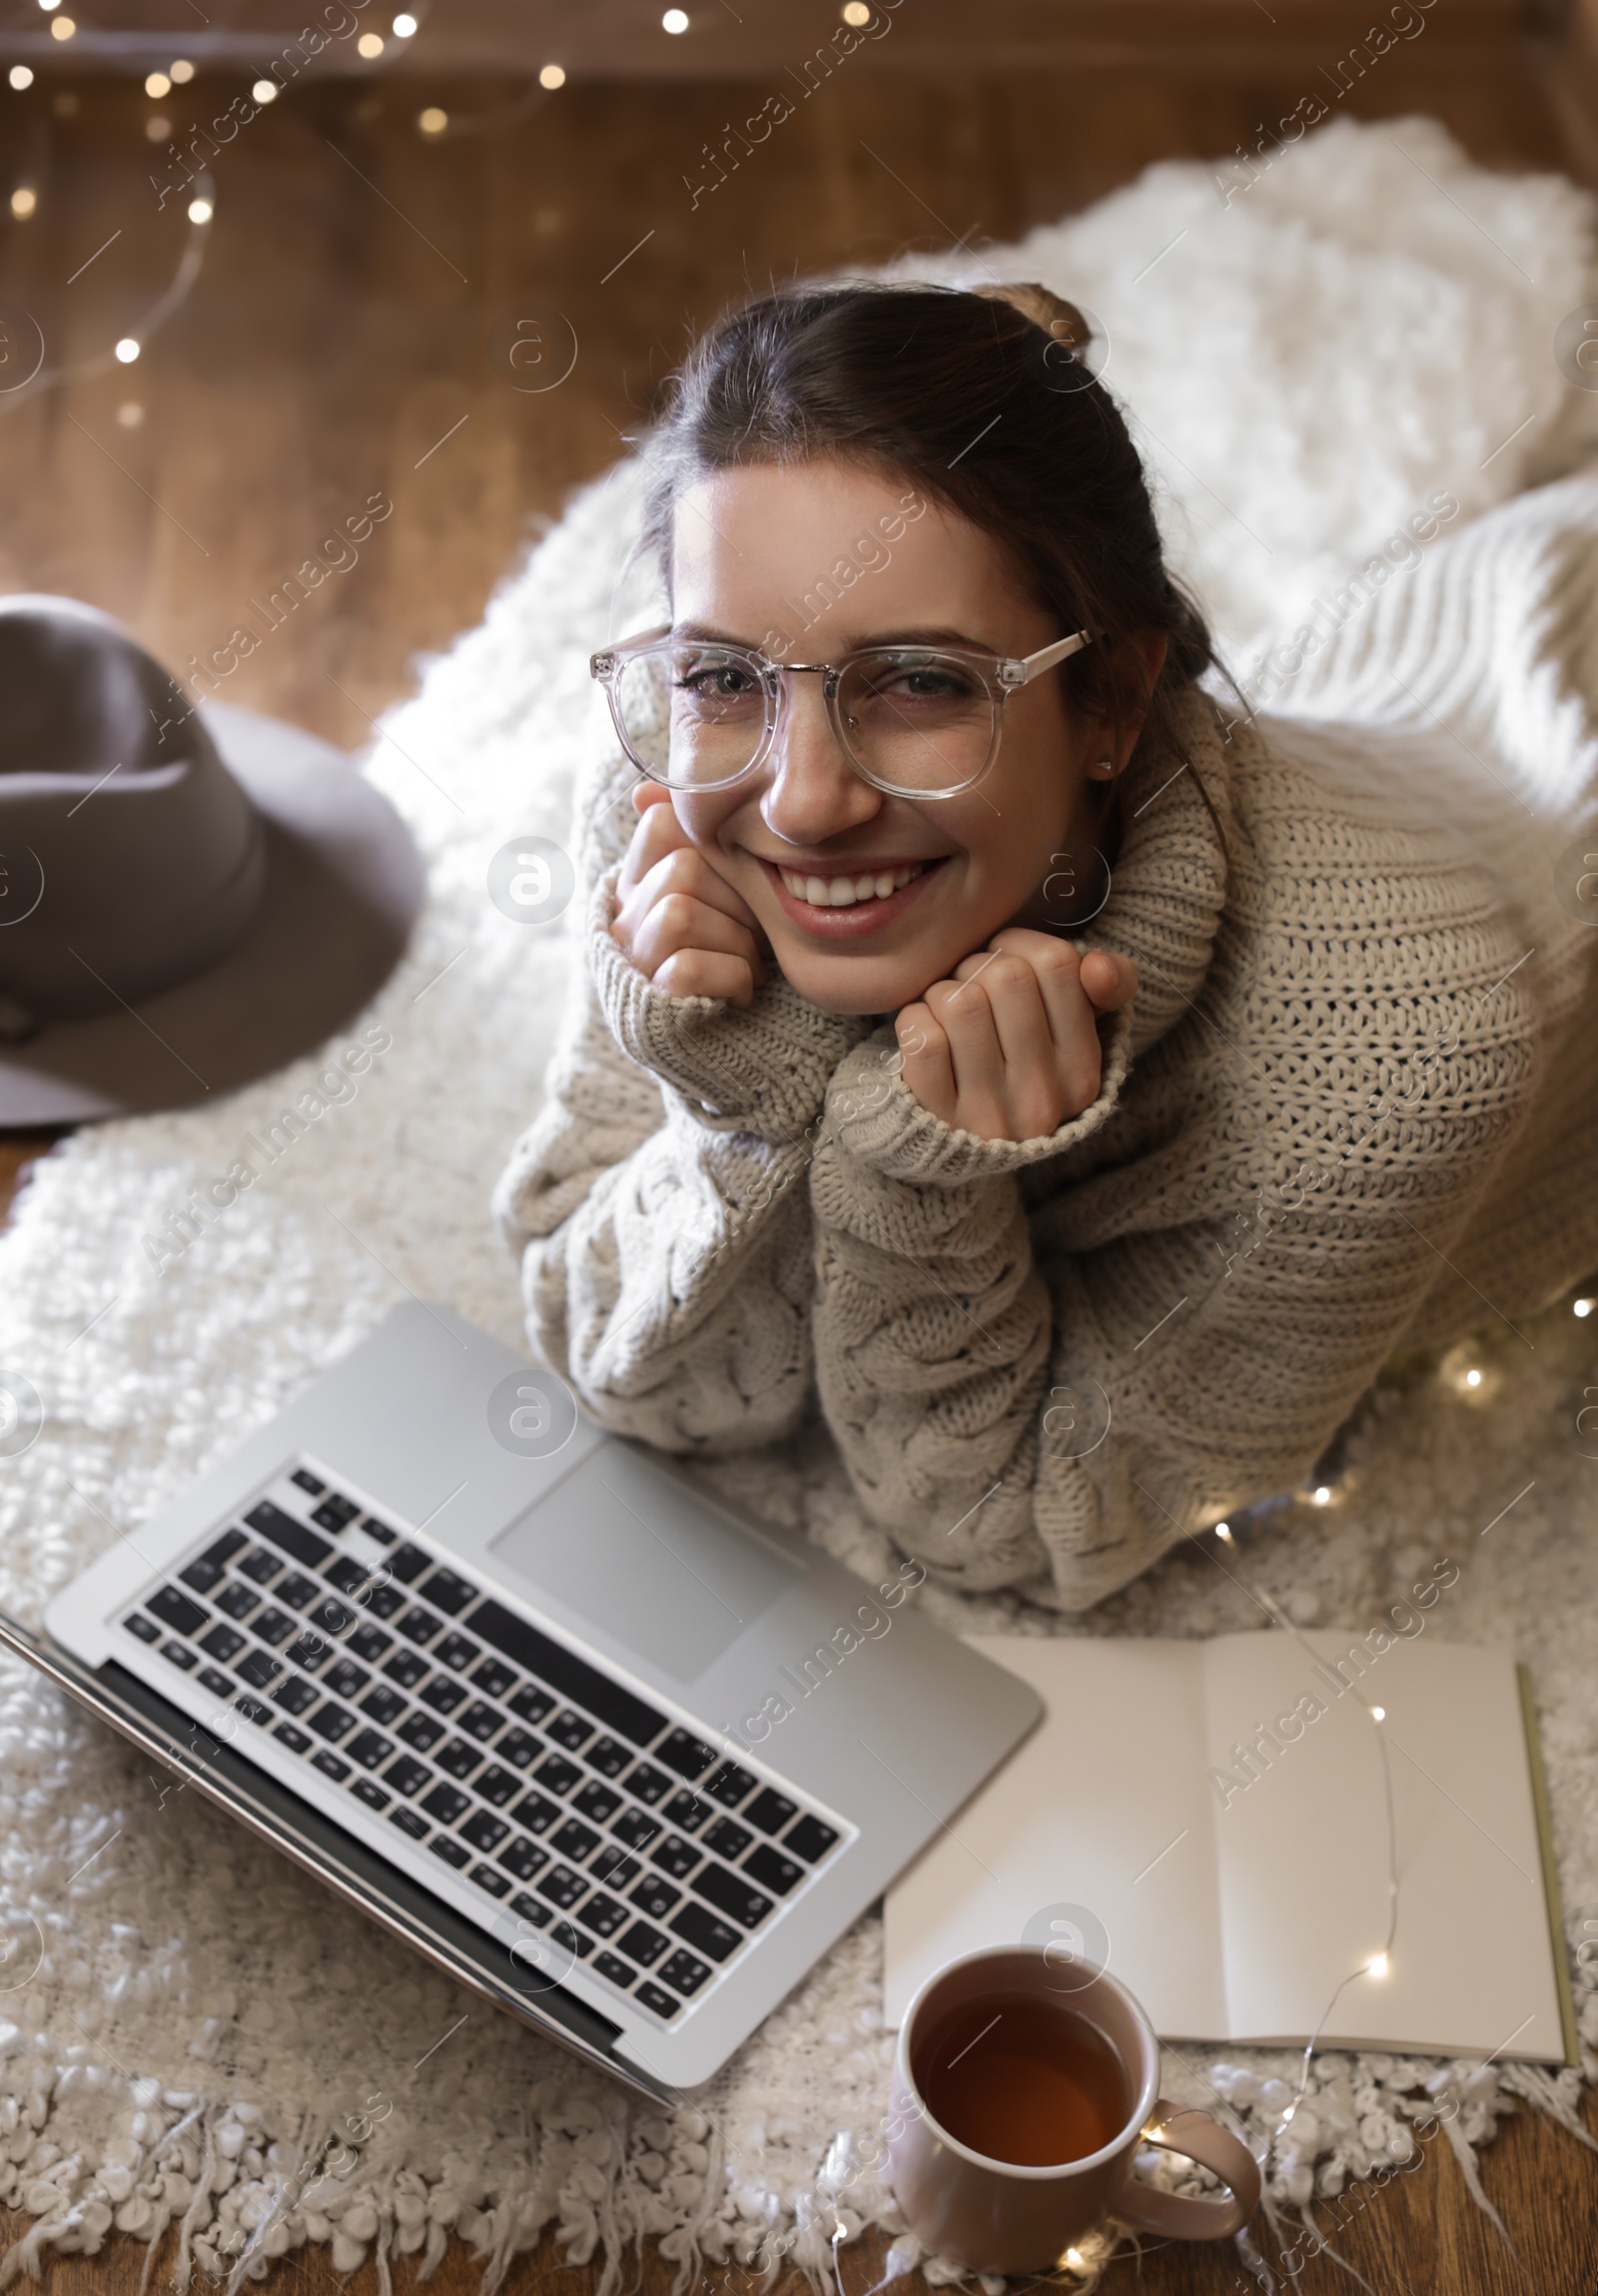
610, 641, 998, 795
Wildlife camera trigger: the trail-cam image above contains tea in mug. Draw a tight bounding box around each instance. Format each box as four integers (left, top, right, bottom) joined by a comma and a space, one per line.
913, 1989, 1131, 2167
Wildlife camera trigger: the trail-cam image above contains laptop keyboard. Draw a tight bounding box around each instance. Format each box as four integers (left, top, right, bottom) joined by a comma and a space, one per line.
118, 1462, 848, 2025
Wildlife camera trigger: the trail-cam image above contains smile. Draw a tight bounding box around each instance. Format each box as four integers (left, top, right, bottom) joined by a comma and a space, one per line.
775, 861, 926, 907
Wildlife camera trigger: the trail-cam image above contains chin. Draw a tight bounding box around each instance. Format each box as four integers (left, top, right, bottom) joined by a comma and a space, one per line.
774, 948, 922, 1020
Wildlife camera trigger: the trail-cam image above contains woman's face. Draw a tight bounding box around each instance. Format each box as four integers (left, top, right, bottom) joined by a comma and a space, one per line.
665, 457, 1113, 1016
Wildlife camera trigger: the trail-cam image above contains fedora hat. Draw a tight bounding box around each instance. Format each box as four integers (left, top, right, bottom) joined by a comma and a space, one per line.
0, 595, 424, 1124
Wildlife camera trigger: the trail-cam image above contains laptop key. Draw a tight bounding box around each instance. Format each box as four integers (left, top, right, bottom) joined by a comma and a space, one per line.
586, 1736, 631, 1779
623, 1763, 670, 1806
703, 1762, 758, 1808
434, 1633, 482, 1672
312, 1494, 361, 1532
702, 1818, 752, 1862
496, 1728, 540, 1770
649, 1836, 701, 1882
310, 1703, 356, 1743
468, 1599, 669, 1748
590, 1846, 640, 1890
497, 1837, 549, 1883
573, 1781, 622, 1826
253, 1607, 298, 1647
246, 1500, 331, 1570
235, 1695, 274, 1725
635, 1981, 681, 2020
468, 1657, 514, 1699
198, 1666, 236, 1700
347, 1729, 395, 1770
352, 1779, 390, 1813
419, 1677, 466, 1716
291, 1468, 326, 1496
744, 1789, 798, 1837
388, 1543, 431, 1584
612, 1808, 660, 1853
384, 1649, 429, 1690
362, 1514, 397, 1546
274, 1721, 312, 1753
745, 1845, 805, 1897
324, 1659, 370, 1701
460, 1810, 508, 1855
695, 1863, 774, 1929
421, 1782, 469, 1826
200, 1623, 246, 1665
287, 1633, 333, 1672
546, 1709, 592, 1754
124, 1613, 161, 1644
384, 1755, 430, 1798
309, 1596, 356, 1637
312, 1748, 352, 1784
397, 1607, 443, 1646
276, 1572, 321, 1610
574, 1892, 627, 1940
662, 1790, 713, 1834
533, 1753, 580, 1798
783, 1815, 840, 1863
550, 1819, 599, 1863
148, 1586, 209, 1639
324, 1555, 370, 1596
508, 1685, 555, 1727
535, 1865, 586, 1911
435, 1741, 482, 1782
428, 1836, 470, 1871
415, 1568, 475, 1616
399, 1713, 445, 1754
458, 1702, 502, 1744
656, 1729, 718, 1781
669, 1904, 739, 1962
549, 1918, 593, 1960
160, 1639, 198, 1671
593, 1951, 636, 1989
361, 1684, 405, 1727
470, 1863, 511, 1900
241, 1547, 283, 1586
348, 1624, 394, 1664
272, 1675, 319, 1715
509, 1892, 551, 1926
508, 1791, 559, 1834
390, 1806, 428, 1841
657, 1947, 712, 1996
616, 1918, 668, 1966
179, 1552, 232, 1597
216, 1582, 260, 1622
237, 1649, 282, 1690
364, 1584, 406, 1620
630, 1874, 680, 1920
474, 1765, 519, 1808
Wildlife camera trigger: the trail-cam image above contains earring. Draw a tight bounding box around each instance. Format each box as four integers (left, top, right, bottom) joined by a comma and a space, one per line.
1089, 757, 1116, 779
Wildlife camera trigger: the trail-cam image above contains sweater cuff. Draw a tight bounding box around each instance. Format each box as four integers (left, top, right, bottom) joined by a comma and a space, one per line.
823, 1007, 1134, 1183
589, 860, 872, 1142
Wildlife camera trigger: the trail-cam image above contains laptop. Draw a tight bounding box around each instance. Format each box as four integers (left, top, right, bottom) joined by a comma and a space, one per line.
0, 1301, 1040, 2098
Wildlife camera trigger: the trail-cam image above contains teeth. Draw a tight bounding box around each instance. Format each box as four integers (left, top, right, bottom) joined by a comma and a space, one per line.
778, 862, 925, 908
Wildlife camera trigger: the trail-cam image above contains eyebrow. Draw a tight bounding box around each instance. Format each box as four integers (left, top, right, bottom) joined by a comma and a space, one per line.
672, 619, 999, 653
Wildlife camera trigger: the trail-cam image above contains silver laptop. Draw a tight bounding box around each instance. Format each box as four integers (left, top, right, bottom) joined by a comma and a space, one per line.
0, 1301, 1039, 2097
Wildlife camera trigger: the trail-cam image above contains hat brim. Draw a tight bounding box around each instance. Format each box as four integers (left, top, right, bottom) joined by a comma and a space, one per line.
0, 704, 425, 1125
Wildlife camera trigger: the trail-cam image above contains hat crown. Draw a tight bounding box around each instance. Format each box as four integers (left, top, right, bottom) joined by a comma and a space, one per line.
0, 596, 195, 780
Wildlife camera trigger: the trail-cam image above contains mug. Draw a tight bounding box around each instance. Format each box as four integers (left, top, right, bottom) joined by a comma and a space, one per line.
887, 1944, 1261, 2274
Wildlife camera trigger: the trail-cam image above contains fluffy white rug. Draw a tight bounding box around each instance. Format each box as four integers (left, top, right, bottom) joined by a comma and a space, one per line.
3, 115, 1598, 2294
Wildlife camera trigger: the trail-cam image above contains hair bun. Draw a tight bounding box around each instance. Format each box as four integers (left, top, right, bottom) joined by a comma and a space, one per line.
973, 281, 1095, 358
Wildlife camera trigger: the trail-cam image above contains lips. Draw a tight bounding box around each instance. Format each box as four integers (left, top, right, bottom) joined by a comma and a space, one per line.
757, 855, 947, 940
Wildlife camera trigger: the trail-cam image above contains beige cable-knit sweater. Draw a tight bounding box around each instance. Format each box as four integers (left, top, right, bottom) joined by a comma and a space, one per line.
493, 475, 1598, 1611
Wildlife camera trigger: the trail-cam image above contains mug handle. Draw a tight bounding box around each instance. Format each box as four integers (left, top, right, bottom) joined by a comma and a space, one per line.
1110, 2099, 1262, 2240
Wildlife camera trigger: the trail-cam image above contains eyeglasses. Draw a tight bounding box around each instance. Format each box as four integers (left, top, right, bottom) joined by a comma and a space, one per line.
588, 624, 1093, 799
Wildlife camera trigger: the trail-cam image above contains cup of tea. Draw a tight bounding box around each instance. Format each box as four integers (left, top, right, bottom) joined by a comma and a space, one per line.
887, 1944, 1260, 2274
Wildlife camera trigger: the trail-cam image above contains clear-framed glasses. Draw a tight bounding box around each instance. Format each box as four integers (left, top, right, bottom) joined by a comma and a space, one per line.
588, 623, 1094, 800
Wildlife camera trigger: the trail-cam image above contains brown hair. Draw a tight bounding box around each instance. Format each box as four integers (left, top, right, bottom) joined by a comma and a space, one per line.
634, 278, 1217, 853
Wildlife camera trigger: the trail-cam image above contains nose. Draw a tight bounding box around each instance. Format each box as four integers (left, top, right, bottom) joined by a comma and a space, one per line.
758, 672, 881, 848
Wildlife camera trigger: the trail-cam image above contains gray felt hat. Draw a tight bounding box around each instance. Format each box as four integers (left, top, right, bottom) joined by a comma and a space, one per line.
0, 595, 424, 1124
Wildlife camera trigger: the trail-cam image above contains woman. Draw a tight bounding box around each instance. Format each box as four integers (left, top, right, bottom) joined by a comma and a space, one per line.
493, 279, 1598, 1611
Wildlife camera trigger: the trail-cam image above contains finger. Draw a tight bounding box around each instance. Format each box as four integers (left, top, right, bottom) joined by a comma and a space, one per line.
1079, 948, 1138, 1012
639, 842, 765, 936
894, 1003, 956, 1124
925, 973, 1007, 1109
616, 791, 693, 897
629, 893, 765, 983
632, 781, 675, 816
653, 948, 759, 1007
964, 955, 1059, 1125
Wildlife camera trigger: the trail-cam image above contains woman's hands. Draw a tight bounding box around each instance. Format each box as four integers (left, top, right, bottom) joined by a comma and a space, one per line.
610, 783, 768, 1008
895, 929, 1137, 1143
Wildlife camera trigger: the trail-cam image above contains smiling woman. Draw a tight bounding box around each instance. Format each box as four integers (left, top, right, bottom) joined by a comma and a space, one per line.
492, 280, 1598, 1613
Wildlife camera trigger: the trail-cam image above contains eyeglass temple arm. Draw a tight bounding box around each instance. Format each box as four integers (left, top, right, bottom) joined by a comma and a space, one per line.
1004, 628, 1093, 685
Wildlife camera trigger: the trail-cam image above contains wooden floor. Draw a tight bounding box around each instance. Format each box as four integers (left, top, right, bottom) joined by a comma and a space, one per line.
3, 27, 1597, 2292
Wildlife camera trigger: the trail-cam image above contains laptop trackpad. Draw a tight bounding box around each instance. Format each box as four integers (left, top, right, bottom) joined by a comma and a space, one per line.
488, 1445, 798, 1683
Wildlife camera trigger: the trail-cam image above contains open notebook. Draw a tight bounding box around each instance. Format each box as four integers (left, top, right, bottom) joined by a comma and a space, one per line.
884, 1633, 1574, 2062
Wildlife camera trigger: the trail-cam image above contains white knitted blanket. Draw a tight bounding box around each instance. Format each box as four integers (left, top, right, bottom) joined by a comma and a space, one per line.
4, 116, 1598, 2293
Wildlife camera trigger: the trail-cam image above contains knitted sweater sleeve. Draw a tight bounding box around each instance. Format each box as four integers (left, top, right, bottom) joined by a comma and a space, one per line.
491, 750, 870, 1452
